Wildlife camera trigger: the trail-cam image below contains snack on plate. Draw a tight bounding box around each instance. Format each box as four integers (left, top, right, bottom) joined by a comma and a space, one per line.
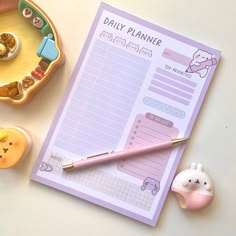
0, 0, 64, 104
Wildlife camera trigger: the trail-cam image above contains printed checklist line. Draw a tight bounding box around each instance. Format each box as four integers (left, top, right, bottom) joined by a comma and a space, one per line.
150, 69, 196, 106
138, 130, 166, 140
153, 74, 195, 93
55, 40, 151, 157
150, 80, 192, 99
122, 161, 161, 176
128, 158, 162, 170
156, 67, 197, 87
149, 86, 190, 106
118, 114, 179, 181
139, 125, 172, 139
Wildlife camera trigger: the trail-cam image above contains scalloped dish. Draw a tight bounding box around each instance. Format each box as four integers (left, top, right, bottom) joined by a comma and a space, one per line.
0, 0, 64, 104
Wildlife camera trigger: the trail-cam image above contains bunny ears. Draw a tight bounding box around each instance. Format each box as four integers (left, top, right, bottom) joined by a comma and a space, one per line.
190, 162, 203, 171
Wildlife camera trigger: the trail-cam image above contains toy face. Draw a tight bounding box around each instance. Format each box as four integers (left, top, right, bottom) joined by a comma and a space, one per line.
172, 163, 213, 195
171, 163, 214, 211
181, 170, 213, 192
0, 128, 27, 168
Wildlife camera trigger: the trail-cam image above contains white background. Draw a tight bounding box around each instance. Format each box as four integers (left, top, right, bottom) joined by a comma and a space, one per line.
0, 0, 235, 235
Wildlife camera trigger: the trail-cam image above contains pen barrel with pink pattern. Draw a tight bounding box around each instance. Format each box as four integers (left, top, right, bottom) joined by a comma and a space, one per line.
186, 58, 217, 73
73, 141, 173, 169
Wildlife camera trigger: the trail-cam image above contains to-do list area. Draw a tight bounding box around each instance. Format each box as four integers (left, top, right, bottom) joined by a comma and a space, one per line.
55, 40, 150, 156
118, 113, 179, 181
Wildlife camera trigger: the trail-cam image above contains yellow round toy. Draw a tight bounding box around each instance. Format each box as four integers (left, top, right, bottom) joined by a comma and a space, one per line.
0, 127, 32, 169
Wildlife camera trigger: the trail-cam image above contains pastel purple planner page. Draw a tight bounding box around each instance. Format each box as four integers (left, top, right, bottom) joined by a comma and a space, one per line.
31, 3, 221, 226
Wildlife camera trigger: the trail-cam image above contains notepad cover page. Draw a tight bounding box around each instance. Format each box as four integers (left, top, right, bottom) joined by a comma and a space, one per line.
31, 3, 221, 226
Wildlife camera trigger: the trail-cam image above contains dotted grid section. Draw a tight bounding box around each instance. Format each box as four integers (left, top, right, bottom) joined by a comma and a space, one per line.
46, 155, 155, 211
143, 96, 186, 119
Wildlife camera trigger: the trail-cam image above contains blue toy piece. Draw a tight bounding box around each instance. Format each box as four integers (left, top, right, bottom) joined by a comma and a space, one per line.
37, 35, 59, 61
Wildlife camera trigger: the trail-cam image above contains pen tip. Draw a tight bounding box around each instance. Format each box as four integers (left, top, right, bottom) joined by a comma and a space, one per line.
63, 162, 74, 171
171, 137, 188, 146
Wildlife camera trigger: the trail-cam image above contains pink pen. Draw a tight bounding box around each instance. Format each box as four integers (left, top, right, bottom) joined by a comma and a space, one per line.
63, 137, 187, 171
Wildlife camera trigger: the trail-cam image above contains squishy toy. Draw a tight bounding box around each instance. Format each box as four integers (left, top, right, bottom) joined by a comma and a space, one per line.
171, 163, 214, 211
0, 127, 32, 169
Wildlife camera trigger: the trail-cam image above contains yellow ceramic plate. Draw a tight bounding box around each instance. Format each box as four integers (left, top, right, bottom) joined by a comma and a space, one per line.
0, 0, 64, 104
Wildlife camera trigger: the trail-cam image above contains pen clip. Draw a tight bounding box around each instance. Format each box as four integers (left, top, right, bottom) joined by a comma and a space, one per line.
87, 151, 114, 159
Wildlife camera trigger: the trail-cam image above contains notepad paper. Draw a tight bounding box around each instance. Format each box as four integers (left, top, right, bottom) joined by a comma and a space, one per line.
31, 3, 221, 226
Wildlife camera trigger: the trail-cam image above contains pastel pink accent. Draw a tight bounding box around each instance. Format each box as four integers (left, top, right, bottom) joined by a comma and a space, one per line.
0, 0, 18, 13
145, 112, 174, 128
73, 138, 174, 169
171, 187, 214, 211
149, 86, 190, 106
156, 67, 197, 87
118, 114, 179, 180
162, 48, 192, 66
186, 58, 217, 73
182, 181, 189, 187
206, 184, 212, 191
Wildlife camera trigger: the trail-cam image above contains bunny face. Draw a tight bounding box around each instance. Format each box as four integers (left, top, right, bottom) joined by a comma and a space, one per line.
171, 163, 214, 211
0, 128, 31, 169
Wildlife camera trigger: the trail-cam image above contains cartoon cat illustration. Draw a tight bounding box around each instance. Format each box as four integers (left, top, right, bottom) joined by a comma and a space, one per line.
141, 177, 160, 196
113, 36, 126, 47
99, 31, 113, 41
126, 42, 139, 53
189, 50, 213, 78
139, 47, 152, 58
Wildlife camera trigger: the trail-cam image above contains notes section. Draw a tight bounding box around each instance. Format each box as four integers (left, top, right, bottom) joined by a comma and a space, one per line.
54, 40, 151, 156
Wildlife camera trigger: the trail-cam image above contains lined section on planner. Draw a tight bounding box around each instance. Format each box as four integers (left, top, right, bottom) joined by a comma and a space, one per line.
118, 113, 179, 180
148, 67, 197, 106
54, 40, 151, 156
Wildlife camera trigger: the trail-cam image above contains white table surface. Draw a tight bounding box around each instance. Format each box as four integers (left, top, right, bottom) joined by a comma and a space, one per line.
1, 0, 235, 235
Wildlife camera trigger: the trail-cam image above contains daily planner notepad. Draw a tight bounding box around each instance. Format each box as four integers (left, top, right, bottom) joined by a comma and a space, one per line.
31, 3, 221, 226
